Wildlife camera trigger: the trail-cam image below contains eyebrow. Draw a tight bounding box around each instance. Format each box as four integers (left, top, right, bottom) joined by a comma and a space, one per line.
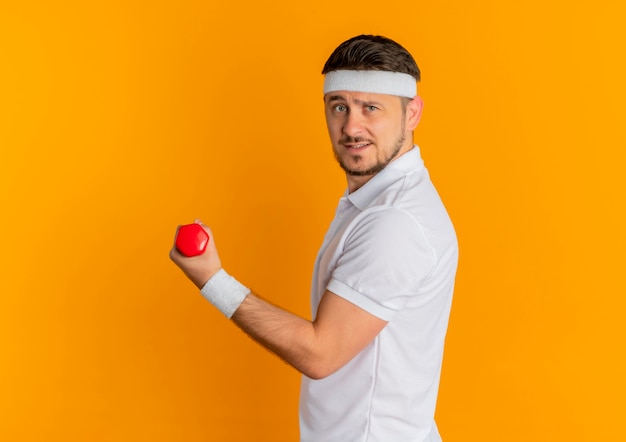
326, 95, 383, 106
326, 95, 346, 102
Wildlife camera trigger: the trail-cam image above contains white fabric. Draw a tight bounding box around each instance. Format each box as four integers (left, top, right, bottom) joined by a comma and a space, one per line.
299, 147, 458, 442
200, 269, 250, 318
323, 70, 417, 98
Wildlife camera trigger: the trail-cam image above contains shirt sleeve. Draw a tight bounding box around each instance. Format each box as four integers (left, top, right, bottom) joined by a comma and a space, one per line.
327, 206, 436, 321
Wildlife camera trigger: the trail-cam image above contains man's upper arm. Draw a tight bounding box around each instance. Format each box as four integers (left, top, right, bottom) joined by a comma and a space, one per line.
311, 290, 388, 378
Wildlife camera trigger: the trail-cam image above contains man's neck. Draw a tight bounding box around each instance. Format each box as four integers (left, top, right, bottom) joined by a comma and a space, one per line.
347, 144, 415, 193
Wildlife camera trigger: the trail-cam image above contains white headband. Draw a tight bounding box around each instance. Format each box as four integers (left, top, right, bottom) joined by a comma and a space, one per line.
323, 70, 417, 98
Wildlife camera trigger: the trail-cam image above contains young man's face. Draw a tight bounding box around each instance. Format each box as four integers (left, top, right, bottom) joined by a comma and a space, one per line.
324, 91, 421, 189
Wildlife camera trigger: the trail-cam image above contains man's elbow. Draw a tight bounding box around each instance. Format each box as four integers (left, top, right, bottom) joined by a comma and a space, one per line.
300, 357, 344, 380
302, 367, 334, 380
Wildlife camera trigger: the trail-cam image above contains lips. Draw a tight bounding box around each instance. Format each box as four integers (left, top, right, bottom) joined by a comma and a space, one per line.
344, 142, 372, 150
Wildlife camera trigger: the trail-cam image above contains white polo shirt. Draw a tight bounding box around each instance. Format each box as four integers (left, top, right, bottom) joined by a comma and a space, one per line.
299, 146, 458, 442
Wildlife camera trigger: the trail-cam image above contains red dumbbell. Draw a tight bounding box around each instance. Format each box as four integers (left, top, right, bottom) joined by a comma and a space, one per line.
175, 223, 209, 257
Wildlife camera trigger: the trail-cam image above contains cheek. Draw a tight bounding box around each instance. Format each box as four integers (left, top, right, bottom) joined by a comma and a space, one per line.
378, 117, 403, 137
325, 118, 343, 138
369, 120, 393, 139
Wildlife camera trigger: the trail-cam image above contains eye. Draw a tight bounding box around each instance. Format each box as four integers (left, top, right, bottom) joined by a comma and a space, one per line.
334, 104, 347, 112
366, 105, 378, 111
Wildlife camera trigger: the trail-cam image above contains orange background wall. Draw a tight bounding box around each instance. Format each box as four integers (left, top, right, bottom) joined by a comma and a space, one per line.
1, 1, 624, 440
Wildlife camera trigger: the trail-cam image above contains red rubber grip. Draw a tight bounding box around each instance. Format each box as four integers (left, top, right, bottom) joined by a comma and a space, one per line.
175, 223, 209, 257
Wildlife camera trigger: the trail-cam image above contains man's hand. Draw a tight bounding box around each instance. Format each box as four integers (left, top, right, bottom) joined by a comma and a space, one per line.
170, 220, 222, 289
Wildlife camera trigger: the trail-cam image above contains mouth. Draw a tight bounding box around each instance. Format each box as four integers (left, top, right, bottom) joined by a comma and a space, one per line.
344, 141, 372, 150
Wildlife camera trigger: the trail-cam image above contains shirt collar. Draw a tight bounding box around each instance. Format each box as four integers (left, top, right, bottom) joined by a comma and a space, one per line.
346, 145, 425, 211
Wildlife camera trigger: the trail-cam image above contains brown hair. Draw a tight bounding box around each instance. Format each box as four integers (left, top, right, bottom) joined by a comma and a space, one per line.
322, 35, 420, 82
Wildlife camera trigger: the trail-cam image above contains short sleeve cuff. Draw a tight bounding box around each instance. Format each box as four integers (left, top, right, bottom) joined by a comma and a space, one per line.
327, 278, 397, 322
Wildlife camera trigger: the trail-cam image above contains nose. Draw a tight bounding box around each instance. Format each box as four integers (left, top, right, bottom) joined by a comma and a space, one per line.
342, 110, 363, 137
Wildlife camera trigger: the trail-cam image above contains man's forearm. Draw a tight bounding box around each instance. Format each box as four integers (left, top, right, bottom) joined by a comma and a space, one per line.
228, 289, 387, 380
230, 294, 329, 379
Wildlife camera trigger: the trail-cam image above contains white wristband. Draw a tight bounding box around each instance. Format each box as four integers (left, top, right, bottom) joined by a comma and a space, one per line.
200, 269, 250, 319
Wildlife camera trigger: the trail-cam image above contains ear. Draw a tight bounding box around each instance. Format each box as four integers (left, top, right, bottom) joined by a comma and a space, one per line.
405, 96, 424, 131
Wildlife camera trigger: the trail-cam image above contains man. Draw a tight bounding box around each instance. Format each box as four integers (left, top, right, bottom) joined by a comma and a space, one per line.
170, 35, 458, 442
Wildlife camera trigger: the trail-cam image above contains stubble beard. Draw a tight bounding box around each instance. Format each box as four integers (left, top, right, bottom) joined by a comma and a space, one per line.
335, 124, 407, 177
